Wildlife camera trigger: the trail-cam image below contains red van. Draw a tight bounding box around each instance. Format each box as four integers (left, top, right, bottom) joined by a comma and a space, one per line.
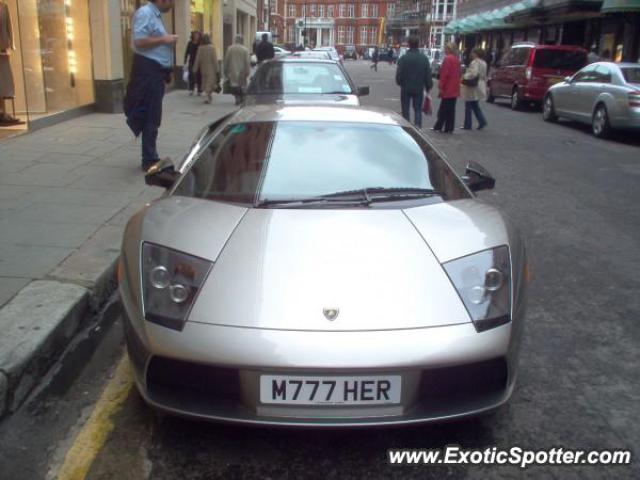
487, 43, 588, 110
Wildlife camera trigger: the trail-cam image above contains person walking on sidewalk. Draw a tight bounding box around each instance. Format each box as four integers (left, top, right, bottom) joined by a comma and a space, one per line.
184, 31, 203, 96
461, 47, 488, 130
396, 36, 432, 129
194, 34, 220, 104
370, 47, 379, 71
224, 35, 251, 106
124, 0, 177, 172
255, 33, 275, 64
432, 43, 460, 134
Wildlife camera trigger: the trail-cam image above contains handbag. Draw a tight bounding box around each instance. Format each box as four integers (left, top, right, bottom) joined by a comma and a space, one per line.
182, 65, 189, 84
462, 75, 479, 87
422, 93, 433, 115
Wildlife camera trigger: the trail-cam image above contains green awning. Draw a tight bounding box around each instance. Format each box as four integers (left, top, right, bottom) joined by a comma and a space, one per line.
444, 0, 536, 35
601, 0, 640, 12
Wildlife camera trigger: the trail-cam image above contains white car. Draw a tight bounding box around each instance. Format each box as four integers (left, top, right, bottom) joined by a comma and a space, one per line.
313, 47, 342, 63
274, 46, 290, 58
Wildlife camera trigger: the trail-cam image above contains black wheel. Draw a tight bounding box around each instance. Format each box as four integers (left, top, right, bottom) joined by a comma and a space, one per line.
592, 104, 611, 138
510, 87, 523, 111
486, 85, 495, 103
542, 94, 558, 122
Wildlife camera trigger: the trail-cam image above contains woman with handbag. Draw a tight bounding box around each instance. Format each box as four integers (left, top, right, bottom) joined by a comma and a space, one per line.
461, 48, 488, 130
193, 34, 220, 104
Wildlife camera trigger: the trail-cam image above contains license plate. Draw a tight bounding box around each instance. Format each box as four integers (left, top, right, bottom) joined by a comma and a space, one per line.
259, 375, 402, 405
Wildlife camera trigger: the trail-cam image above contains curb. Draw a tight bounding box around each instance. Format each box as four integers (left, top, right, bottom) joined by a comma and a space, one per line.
0, 226, 122, 418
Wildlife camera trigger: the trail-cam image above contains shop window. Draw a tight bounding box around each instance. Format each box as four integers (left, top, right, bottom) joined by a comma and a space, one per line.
1, 0, 94, 135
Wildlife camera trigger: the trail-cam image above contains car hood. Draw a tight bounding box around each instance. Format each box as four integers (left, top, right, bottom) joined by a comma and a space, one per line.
185, 205, 471, 331
133, 198, 512, 332
244, 93, 360, 106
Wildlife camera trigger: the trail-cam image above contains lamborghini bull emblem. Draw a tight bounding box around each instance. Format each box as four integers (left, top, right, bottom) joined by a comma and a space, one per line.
323, 308, 340, 321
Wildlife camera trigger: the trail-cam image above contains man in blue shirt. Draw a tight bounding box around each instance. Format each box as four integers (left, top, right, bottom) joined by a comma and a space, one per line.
124, 0, 178, 172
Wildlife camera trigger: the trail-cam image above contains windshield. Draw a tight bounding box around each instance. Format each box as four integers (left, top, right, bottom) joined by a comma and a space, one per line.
533, 49, 587, 70
174, 122, 469, 207
248, 63, 351, 94
621, 67, 640, 84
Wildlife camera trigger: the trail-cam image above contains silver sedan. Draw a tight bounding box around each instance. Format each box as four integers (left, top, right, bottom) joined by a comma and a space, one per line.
119, 105, 528, 427
543, 62, 640, 138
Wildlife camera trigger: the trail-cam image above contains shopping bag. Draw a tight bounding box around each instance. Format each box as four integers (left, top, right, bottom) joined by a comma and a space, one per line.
182, 65, 189, 84
422, 93, 433, 115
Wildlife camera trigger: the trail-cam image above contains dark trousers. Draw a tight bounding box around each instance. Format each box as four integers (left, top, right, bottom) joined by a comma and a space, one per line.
230, 86, 244, 106
464, 100, 487, 129
124, 55, 168, 168
401, 90, 424, 128
188, 63, 202, 92
433, 98, 457, 132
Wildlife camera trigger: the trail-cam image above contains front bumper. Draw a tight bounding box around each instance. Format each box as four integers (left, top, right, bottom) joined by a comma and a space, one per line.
122, 297, 523, 427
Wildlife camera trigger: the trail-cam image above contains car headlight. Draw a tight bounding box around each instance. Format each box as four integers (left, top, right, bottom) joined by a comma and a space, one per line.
141, 243, 213, 331
443, 246, 511, 332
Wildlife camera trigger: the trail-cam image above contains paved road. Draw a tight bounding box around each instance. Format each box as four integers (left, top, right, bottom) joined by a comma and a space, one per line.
1, 61, 639, 480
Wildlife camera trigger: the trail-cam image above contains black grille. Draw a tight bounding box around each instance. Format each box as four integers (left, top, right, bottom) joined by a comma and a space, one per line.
146, 356, 241, 402
418, 357, 508, 402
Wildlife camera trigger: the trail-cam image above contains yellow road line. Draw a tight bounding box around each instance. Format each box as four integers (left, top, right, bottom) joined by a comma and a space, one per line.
56, 354, 133, 480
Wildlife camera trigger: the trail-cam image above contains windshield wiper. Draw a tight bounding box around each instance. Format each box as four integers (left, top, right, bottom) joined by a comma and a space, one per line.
257, 187, 439, 208
323, 187, 440, 203
256, 196, 370, 208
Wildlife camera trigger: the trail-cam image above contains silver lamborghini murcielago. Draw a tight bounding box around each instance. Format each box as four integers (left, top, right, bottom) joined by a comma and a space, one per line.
119, 105, 528, 427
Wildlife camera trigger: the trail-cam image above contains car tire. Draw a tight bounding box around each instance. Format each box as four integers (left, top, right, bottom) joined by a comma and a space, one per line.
592, 104, 611, 138
510, 87, 522, 111
542, 95, 558, 122
487, 86, 495, 104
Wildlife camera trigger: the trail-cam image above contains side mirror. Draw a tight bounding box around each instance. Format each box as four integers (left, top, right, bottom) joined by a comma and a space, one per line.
564, 76, 572, 83
145, 159, 180, 189
357, 86, 370, 96
462, 161, 496, 192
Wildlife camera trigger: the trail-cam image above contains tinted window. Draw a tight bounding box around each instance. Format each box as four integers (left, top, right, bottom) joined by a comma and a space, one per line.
621, 67, 640, 84
533, 49, 587, 70
248, 63, 352, 94
594, 65, 612, 83
511, 47, 531, 66
572, 65, 597, 82
174, 122, 469, 206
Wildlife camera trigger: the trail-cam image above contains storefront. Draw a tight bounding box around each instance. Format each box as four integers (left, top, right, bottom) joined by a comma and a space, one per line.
0, 0, 226, 140
0, 0, 94, 139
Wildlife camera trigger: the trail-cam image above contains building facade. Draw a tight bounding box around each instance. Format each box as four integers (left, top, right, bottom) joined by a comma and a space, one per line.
258, 1, 395, 54
428, 0, 457, 48
0, 0, 251, 140
385, 0, 458, 48
446, 0, 640, 64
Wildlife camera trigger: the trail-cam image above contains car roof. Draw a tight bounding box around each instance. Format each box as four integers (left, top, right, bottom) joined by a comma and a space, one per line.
512, 42, 586, 51
227, 105, 410, 127
268, 56, 338, 64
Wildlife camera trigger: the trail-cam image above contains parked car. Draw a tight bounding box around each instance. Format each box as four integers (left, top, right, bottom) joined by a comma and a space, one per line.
378, 48, 396, 63
543, 62, 640, 138
488, 43, 588, 110
313, 46, 342, 63
245, 57, 369, 106
274, 46, 291, 58
288, 50, 332, 60
124, 104, 528, 426
343, 45, 358, 60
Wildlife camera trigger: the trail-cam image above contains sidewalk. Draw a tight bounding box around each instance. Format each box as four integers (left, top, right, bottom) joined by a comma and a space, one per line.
0, 91, 237, 416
